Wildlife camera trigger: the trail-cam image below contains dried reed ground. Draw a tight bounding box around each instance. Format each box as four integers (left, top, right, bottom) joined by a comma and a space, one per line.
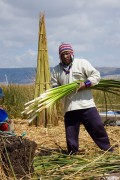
14, 119, 120, 155
0, 119, 119, 180
1, 119, 119, 180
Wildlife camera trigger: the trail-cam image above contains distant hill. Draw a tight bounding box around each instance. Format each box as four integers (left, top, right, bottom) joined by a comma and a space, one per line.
96, 67, 120, 80
0, 68, 36, 84
0, 67, 120, 84
102, 74, 120, 80
97, 67, 120, 77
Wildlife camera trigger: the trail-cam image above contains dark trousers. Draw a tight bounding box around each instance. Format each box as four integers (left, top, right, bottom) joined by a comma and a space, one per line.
64, 107, 112, 153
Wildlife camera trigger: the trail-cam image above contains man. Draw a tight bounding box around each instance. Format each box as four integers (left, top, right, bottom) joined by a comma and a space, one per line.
0, 87, 14, 132
51, 43, 113, 154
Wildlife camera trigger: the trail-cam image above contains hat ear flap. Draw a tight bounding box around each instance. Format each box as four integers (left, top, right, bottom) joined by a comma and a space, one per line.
59, 54, 62, 63
70, 54, 74, 61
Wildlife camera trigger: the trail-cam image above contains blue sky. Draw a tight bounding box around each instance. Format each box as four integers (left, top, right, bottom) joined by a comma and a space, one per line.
0, 0, 120, 68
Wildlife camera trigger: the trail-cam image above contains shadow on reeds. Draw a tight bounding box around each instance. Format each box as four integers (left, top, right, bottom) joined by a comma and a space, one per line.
37, 146, 68, 156
36, 144, 86, 157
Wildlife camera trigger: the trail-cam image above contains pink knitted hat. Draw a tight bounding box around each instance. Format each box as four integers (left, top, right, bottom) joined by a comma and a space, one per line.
59, 43, 74, 56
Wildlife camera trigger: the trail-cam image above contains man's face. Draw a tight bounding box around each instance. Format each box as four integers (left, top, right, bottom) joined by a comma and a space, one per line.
60, 51, 72, 65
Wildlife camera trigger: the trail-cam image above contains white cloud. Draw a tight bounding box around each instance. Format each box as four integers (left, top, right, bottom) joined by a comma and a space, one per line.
15, 49, 37, 67
0, 0, 120, 68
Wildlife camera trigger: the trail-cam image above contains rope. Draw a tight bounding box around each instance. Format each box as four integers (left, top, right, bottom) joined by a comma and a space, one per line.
0, 130, 16, 137
0, 130, 26, 137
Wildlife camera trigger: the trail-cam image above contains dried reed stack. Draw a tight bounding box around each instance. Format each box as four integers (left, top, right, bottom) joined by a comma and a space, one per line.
33, 13, 58, 127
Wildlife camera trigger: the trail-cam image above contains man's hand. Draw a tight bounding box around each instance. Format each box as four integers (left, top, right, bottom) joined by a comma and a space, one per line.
77, 82, 86, 92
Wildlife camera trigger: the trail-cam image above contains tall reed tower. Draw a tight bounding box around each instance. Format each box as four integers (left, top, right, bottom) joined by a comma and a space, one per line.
34, 13, 58, 127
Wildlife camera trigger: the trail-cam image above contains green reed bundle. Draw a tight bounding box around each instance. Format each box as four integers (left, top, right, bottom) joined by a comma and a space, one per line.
22, 79, 120, 123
